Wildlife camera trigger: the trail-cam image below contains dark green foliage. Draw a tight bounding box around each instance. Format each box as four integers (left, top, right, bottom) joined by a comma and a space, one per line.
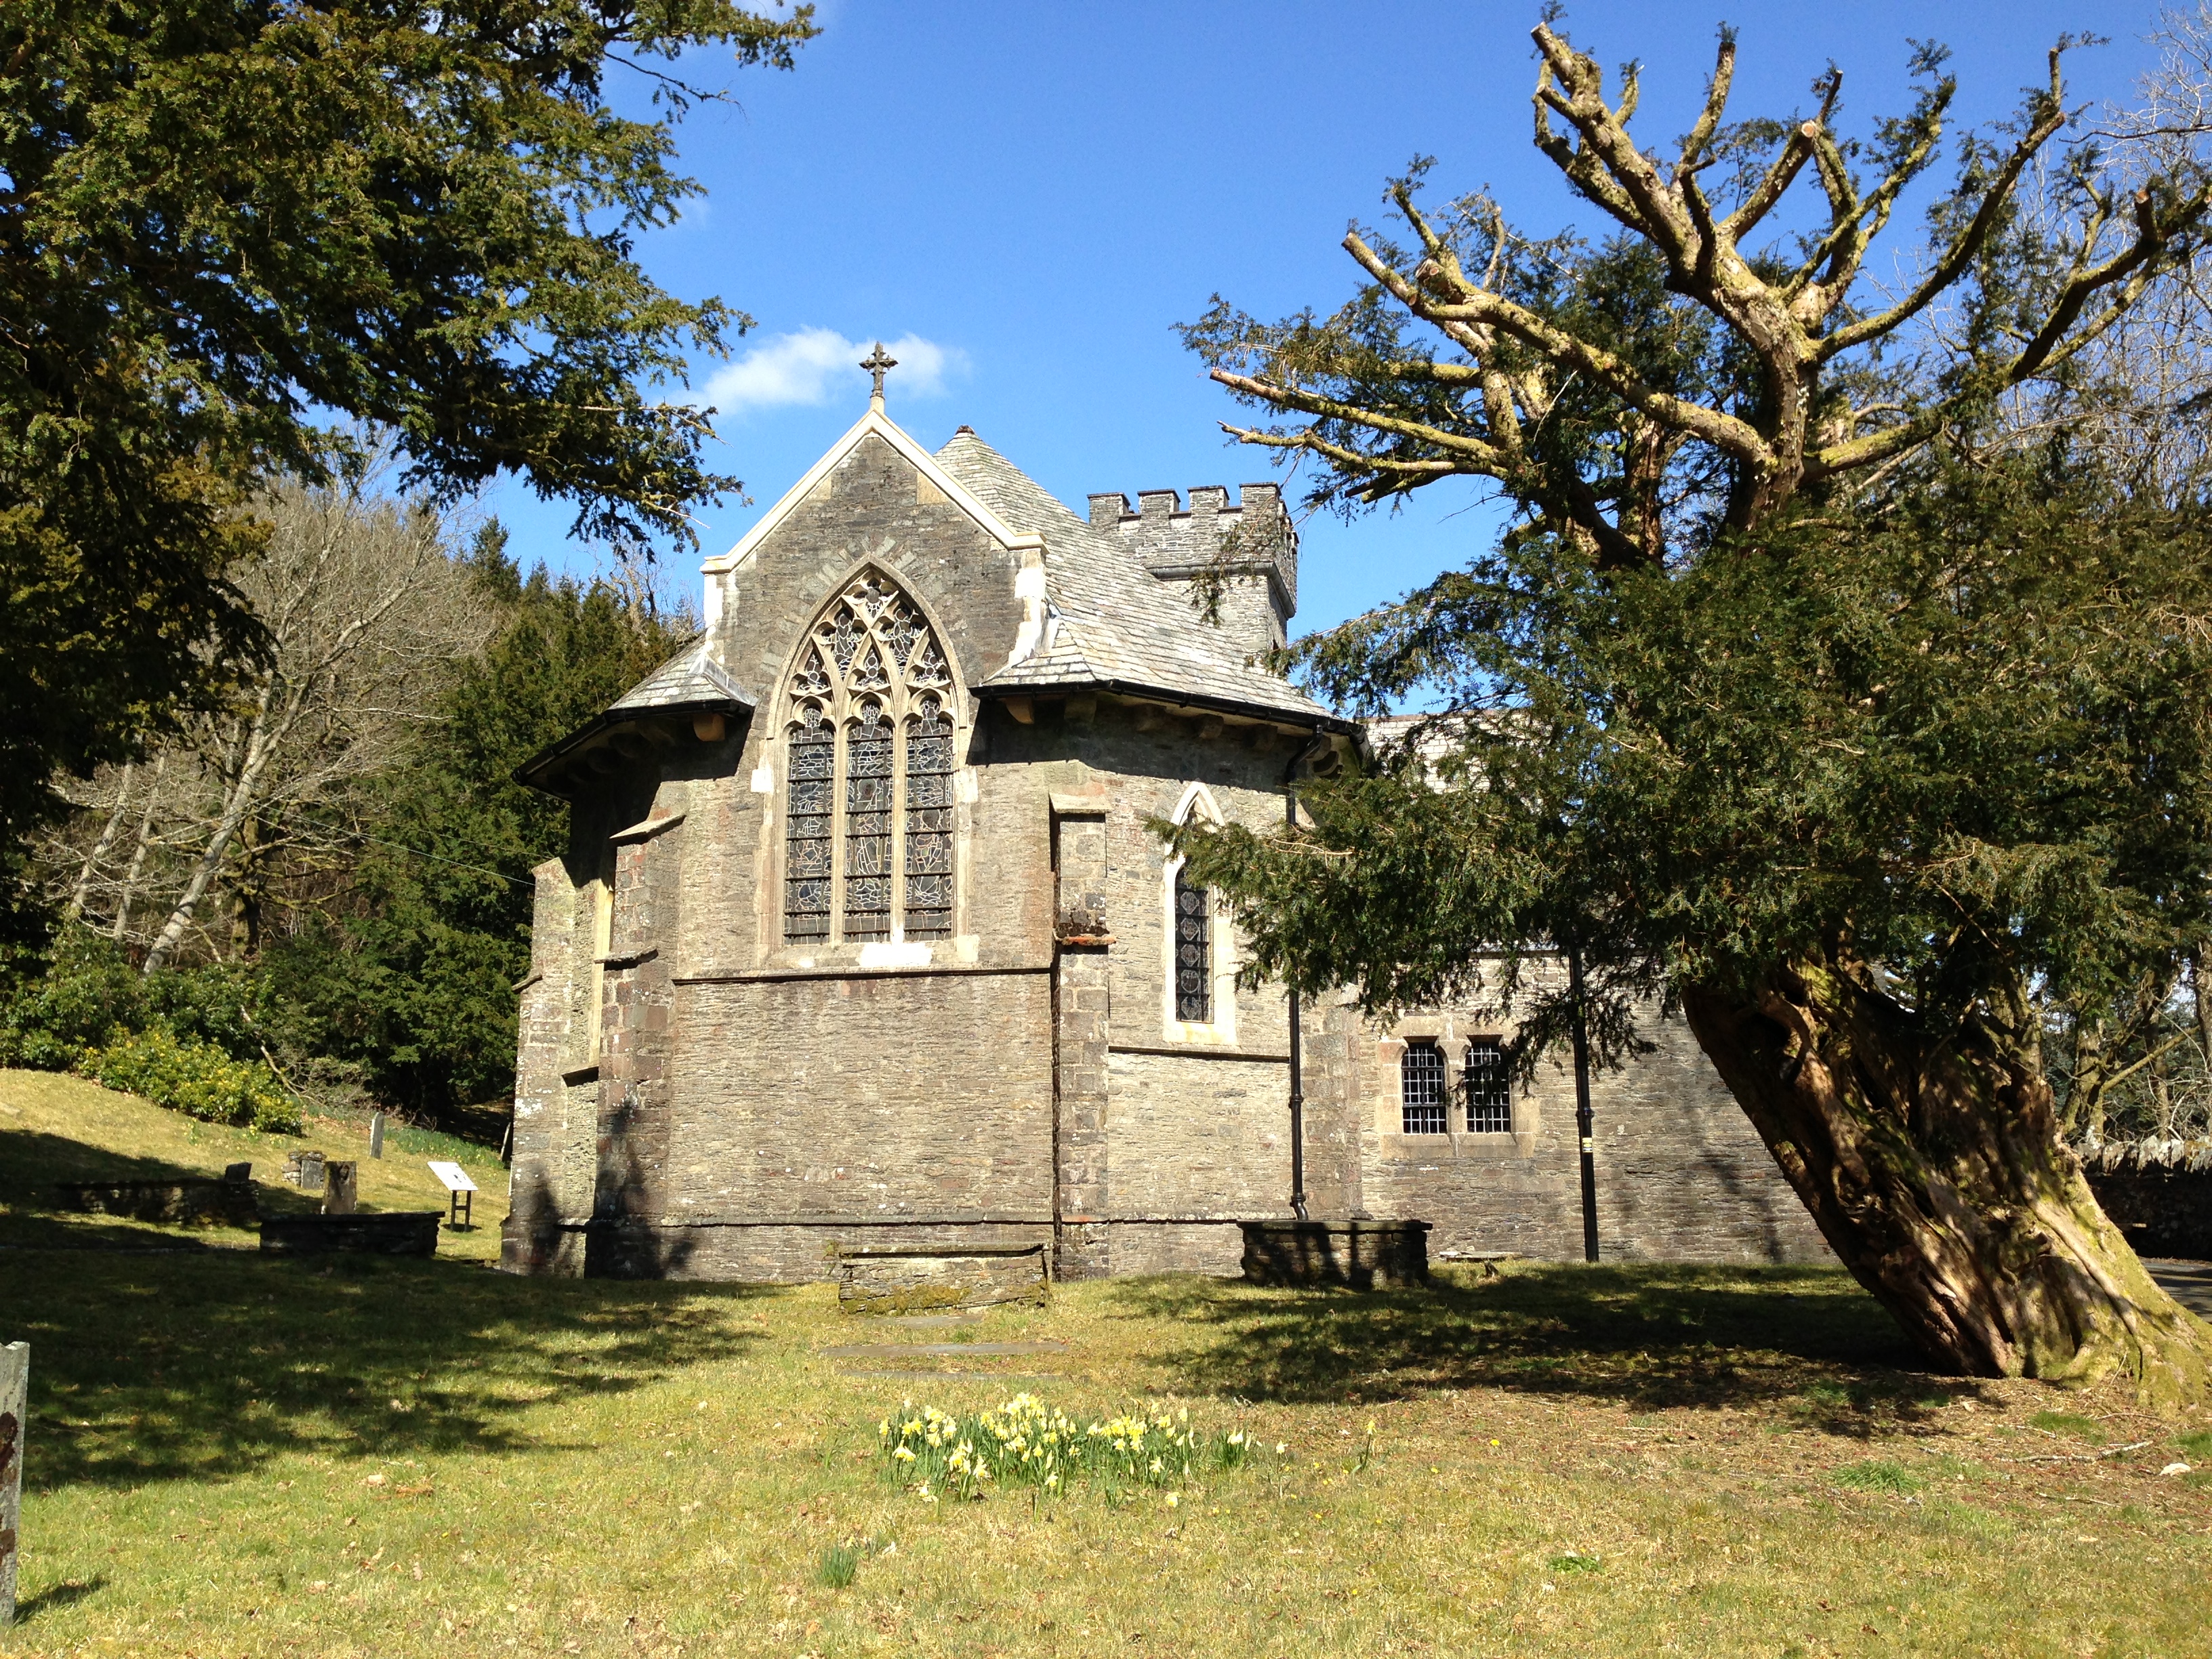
1174, 462, 2212, 1070
262, 556, 689, 1116
0, 0, 815, 939
0, 927, 272, 1071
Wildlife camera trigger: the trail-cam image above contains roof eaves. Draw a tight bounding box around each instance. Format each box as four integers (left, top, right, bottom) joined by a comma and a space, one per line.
975, 678, 1357, 735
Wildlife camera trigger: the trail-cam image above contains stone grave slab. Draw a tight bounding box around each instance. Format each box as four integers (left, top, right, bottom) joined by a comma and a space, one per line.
260, 1210, 440, 1256
1239, 1218, 1431, 1290
835, 1244, 1046, 1314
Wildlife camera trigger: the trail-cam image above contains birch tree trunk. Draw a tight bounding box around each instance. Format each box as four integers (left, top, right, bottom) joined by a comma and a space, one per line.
65, 762, 135, 920
1681, 957, 2212, 1404
142, 687, 281, 972
109, 755, 165, 943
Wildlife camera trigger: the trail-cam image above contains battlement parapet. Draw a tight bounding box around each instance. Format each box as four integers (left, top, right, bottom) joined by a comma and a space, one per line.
1088, 482, 1298, 622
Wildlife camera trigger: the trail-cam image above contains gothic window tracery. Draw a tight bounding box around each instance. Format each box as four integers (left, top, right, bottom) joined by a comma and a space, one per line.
781, 575, 960, 945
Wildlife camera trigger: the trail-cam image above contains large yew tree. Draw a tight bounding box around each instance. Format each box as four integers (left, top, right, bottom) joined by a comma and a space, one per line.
0, 0, 814, 946
1179, 22, 2212, 1399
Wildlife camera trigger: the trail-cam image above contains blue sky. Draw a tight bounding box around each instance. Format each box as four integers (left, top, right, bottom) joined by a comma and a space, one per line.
489, 0, 2173, 639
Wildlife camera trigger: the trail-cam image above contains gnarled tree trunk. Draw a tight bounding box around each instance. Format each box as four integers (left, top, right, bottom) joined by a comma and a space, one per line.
1681, 954, 2212, 1406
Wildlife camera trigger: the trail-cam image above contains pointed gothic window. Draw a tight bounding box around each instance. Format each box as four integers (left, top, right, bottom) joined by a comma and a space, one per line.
781, 575, 960, 945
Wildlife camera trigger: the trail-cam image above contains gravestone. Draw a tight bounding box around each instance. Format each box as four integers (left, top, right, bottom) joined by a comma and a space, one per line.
284, 1151, 326, 1190
1238, 1219, 1431, 1290
55, 1178, 258, 1228
323, 1161, 359, 1216
1, 1341, 24, 1627
369, 1113, 385, 1160
222, 1162, 251, 1184
835, 1245, 1047, 1313
260, 1212, 439, 1256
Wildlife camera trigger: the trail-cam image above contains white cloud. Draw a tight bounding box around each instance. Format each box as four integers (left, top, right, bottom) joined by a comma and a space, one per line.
697, 328, 965, 415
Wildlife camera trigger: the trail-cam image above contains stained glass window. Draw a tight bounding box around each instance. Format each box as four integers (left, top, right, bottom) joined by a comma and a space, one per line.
781, 575, 960, 945
783, 705, 834, 941
1401, 1042, 1448, 1134
1173, 865, 1211, 1022
903, 696, 954, 940
843, 703, 893, 941
1465, 1038, 1512, 1132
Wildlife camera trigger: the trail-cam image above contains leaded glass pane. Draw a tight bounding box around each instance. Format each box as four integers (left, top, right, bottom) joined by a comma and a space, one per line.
883, 599, 925, 668
1465, 1038, 1512, 1132
843, 706, 894, 940
792, 643, 832, 697
1173, 866, 1211, 1022
1401, 1043, 1448, 1134
903, 697, 954, 939
783, 708, 834, 941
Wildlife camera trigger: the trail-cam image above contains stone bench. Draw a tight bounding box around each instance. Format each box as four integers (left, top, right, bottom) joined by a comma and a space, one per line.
260, 1211, 441, 1257
835, 1244, 1047, 1313
1239, 1218, 1431, 1290
55, 1176, 259, 1229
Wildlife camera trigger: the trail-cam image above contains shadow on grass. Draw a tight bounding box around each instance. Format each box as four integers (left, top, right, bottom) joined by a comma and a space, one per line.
0, 1120, 466, 1242
0, 1244, 775, 1491
1111, 1263, 1932, 1421
10, 1576, 106, 1623
0, 1124, 220, 1193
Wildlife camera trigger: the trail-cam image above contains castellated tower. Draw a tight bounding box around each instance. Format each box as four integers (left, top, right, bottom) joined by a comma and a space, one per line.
1087, 482, 1298, 658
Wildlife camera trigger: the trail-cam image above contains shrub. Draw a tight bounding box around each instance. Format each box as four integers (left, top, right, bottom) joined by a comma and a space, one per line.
0, 928, 144, 1069
78, 1028, 302, 1134
0, 926, 274, 1071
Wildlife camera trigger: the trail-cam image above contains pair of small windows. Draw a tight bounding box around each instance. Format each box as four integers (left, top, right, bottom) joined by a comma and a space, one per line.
1400, 1039, 1511, 1134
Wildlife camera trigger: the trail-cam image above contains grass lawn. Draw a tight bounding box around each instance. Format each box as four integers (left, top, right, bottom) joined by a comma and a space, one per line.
3, 1070, 2210, 1657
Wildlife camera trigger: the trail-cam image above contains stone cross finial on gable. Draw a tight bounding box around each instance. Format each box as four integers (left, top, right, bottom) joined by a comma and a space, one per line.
860, 341, 897, 408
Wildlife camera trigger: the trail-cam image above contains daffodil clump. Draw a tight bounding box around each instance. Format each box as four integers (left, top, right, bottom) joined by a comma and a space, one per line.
877, 1394, 1254, 1502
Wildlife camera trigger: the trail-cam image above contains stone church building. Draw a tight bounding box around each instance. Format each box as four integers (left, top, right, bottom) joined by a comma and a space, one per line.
501, 376, 1827, 1281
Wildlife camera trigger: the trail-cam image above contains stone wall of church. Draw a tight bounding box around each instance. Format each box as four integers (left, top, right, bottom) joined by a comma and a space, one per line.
998, 695, 1354, 1279
1348, 964, 1832, 1266
503, 423, 1828, 1283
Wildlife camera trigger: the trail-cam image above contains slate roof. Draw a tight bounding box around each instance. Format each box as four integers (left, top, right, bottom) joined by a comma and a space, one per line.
931, 430, 1336, 726
607, 635, 754, 714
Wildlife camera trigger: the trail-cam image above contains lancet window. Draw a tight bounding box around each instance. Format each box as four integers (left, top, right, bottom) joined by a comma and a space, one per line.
781, 575, 958, 945
1172, 865, 1212, 1023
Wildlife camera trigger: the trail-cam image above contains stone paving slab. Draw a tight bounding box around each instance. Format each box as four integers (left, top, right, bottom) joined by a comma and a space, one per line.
821, 1340, 1069, 1359
836, 1370, 1064, 1383
2147, 1258, 2212, 1319
873, 1313, 987, 1329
